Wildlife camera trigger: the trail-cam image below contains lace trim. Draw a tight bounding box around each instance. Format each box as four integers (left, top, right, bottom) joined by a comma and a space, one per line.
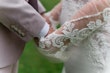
38, 8, 110, 61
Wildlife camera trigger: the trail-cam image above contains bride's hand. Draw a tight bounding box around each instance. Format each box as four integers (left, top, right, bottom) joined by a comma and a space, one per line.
38, 0, 110, 61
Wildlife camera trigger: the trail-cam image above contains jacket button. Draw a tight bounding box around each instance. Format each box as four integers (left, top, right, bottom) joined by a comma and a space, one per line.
10, 25, 25, 37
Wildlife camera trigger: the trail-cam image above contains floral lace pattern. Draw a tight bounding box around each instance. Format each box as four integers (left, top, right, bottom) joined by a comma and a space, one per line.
38, 8, 110, 62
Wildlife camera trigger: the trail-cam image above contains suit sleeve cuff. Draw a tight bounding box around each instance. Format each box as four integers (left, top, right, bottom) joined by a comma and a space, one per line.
38, 22, 49, 38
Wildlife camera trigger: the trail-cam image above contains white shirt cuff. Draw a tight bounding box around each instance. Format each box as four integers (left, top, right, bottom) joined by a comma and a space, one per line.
38, 22, 49, 38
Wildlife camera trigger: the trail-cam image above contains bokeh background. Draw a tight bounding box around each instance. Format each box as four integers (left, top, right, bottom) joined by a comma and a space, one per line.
19, 0, 63, 73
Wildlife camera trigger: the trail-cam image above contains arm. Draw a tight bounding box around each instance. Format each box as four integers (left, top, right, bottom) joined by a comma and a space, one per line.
0, 0, 48, 41
38, 0, 110, 61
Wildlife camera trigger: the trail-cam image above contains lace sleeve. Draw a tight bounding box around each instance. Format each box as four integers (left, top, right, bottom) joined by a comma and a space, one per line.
38, 0, 110, 62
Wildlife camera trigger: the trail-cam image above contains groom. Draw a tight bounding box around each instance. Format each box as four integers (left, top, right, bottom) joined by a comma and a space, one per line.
0, 0, 53, 73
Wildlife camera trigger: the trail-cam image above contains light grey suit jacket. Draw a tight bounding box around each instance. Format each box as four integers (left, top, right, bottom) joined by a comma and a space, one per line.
0, 0, 46, 68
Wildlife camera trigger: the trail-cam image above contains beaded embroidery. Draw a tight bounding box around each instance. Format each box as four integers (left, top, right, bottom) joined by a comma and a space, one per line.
38, 8, 110, 61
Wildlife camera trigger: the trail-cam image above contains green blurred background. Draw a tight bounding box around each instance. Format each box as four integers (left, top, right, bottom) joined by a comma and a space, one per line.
19, 0, 63, 73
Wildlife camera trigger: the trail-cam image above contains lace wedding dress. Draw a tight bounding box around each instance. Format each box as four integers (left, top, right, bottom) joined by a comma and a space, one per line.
60, 0, 110, 73
59, 0, 110, 73
39, 0, 110, 73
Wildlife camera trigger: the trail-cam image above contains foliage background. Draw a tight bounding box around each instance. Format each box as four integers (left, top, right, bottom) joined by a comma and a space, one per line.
19, 0, 63, 73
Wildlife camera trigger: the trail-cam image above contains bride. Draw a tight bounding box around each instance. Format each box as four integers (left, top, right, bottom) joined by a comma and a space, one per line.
35, 0, 110, 73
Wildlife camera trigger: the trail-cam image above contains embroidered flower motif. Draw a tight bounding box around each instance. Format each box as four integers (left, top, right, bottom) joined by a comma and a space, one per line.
103, 8, 110, 22
39, 37, 46, 48
87, 21, 96, 30
51, 34, 65, 48
38, 8, 110, 61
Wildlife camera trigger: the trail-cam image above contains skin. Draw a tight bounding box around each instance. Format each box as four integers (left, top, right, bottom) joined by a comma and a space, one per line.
35, 0, 110, 49
55, 0, 110, 34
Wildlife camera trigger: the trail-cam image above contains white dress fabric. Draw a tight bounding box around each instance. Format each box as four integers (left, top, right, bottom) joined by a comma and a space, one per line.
39, 0, 110, 73
59, 0, 110, 73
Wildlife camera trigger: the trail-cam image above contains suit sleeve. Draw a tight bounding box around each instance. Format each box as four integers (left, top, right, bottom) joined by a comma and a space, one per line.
0, 0, 46, 41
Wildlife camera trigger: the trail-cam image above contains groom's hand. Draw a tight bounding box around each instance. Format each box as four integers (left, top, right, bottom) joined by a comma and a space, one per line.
38, 0, 110, 53
34, 0, 110, 62
34, 26, 54, 46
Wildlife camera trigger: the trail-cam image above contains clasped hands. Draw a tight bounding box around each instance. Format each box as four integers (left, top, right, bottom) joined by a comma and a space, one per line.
34, 0, 110, 62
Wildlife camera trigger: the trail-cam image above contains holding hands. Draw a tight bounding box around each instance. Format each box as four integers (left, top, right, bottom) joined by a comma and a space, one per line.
35, 0, 110, 62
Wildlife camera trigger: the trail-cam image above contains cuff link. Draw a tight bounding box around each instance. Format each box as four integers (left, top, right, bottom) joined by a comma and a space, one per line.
10, 25, 25, 37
